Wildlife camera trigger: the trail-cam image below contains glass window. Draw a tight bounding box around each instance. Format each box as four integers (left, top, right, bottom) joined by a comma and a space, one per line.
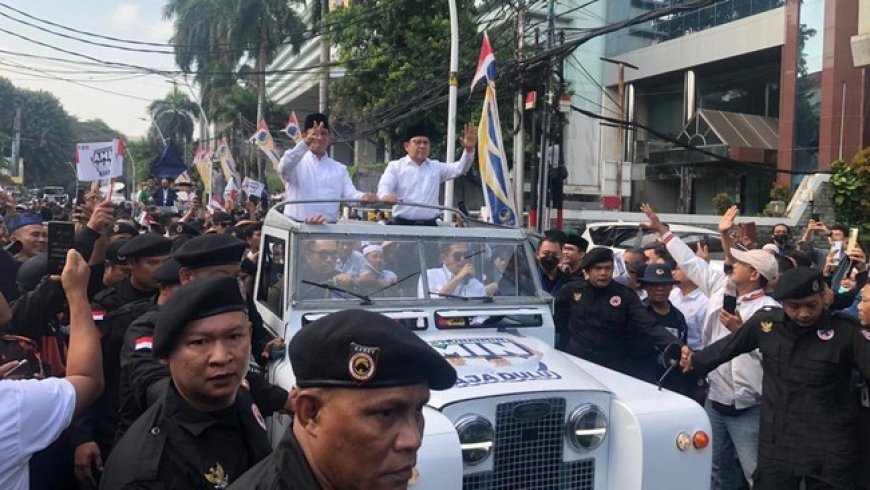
422, 241, 537, 299
258, 235, 286, 317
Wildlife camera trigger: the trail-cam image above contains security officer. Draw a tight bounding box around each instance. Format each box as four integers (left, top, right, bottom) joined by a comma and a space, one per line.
91, 233, 172, 314
681, 267, 870, 489
228, 309, 457, 489
116, 235, 290, 441
107, 221, 139, 243
558, 247, 679, 379
73, 232, 172, 486
100, 276, 272, 489
167, 221, 200, 241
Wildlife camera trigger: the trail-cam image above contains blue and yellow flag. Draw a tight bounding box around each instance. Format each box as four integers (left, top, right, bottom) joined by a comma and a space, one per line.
474, 33, 517, 226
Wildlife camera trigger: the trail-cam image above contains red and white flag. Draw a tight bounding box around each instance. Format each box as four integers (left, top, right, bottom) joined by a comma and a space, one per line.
283, 111, 301, 142
470, 32, 496, 93
134, 336, 153, 351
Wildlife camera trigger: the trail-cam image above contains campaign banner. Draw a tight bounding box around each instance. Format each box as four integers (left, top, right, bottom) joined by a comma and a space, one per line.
241, 177, 265, 197
75, 139, 124, 181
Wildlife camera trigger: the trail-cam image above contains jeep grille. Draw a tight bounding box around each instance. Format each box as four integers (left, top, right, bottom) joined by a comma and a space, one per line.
462, 397, 595, 489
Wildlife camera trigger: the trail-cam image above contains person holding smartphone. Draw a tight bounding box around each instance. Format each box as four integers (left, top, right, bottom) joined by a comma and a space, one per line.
0, 250, 103, 490
642, 203, 780, 490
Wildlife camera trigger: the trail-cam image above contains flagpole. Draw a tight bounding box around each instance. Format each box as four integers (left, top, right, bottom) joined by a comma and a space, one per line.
443, 0, 459, 223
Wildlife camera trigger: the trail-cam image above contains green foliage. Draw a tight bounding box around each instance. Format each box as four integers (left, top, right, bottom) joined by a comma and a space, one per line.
829, 148, 870, 235
769, 182, 791, 203
712, 192, 734, 215
72, 119, 123, 143
0, 78, 75, 187
325, 0, 480, 156
148, 86, 198, 152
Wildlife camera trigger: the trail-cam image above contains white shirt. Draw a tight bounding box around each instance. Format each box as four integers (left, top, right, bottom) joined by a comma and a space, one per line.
420, 266, 486, 298
278, 143, 365, 221
0, 378, 76, 490
669, 287, 708, 350
664, 233, 778, 409
377, 150, 475, 220
336, 250, 365, 276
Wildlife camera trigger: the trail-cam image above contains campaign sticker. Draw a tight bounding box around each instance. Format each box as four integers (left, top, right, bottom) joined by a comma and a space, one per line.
609, 296, 622, 307
251, 403, 267, 431
817, 329, 834, 341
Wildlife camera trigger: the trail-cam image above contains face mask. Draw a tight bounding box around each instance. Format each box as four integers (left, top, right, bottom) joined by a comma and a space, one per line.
540, 255, 559, 272
838, 286, 851, 295
773, 235, 788, 245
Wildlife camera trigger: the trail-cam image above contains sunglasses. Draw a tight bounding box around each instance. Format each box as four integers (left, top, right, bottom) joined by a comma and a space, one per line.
310, 249, 338, 259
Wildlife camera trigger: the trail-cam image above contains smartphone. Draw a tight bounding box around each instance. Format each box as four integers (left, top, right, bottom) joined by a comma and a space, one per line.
47, 221, 75, 275
810, 213, 821, 222
831, 240, 844, 263
75, 188, 85, 205
2, 359, 28, 379
848, 228, 860, 252
723, 294, 737, 314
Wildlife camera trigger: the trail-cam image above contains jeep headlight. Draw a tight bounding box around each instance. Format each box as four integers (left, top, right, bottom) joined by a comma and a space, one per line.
566, 404, 607, 452
455, 415, 494, 466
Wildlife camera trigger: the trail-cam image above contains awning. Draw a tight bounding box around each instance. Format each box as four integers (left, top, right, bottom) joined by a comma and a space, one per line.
648, 109, 779, 167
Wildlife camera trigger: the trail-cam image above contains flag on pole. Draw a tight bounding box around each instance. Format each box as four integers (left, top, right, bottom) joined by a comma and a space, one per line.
192, 147, 212, 192
137, 209, 152, 228
470, 32, 496, 94
75, 139, 125, 181
215, 138, 240, 184
283, 111, 302, 143
474, 32, 517, 227
249, 120, 282, 170
223, 175, 240, 204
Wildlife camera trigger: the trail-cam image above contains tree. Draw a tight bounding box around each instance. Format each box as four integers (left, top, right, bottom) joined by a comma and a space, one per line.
71, 119, 122, 144
147, 86, 198, 151
324, 0, 480, 157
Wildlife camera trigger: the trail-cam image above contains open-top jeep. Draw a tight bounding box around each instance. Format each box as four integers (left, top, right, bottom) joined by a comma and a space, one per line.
254, 200, 711, 489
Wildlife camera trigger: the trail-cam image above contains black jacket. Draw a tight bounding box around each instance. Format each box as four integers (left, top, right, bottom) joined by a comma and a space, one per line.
228, 425, 322, 490
693, 307, 870, 473
563, 279, 678, 377
150, 187, 178, 207
100, 385, 272, 490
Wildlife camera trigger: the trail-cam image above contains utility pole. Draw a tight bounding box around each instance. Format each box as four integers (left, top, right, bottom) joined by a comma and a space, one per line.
11, 108, 21, 185
319, 0, 330, 114
535, 0, 556, 233
600, 57, 638, 211
513, 0, 526, 225
529, 27, 540, 230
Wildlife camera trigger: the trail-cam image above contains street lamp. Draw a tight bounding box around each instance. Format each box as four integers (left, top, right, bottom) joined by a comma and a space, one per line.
139, 117, 167, 145
165, 77, 211, 145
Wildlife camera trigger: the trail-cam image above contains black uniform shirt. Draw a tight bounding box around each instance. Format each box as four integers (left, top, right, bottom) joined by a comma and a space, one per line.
564, 279, 678, 376
693, 307, 870, 469
100, 385, 271, 490
228, 424, 322, 490
93, 277, 154, 314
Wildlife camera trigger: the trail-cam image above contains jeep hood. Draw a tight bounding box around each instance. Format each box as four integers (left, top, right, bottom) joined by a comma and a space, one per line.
421, 332, 611, 409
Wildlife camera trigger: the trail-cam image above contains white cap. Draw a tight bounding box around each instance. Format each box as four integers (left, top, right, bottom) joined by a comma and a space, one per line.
761, 243, 779, 253
362, 244, 383, 256
730, 248, 779, 281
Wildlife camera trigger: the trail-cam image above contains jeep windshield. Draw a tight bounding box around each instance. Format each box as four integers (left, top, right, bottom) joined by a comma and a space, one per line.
293, 235, 541, 304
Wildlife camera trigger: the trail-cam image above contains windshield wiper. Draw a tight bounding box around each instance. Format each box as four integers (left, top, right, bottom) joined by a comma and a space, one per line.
300, 280, 373, 305
431, 292, 493, 303
367, 271, 419, 297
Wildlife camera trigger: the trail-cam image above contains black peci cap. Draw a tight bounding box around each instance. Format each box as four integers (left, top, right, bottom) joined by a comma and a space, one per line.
580, 246, 614, 270
303, 113, 329, 131
403, 121, 435, 142
152, 276, 247, 357
289, 309, 457, 391
153, 259, 182, 286
638, 263, 678, 285
564, 233, 588, 251
118, 233, 172, 259
212, 212, 233, 225
773, 267, 826, 301
173, 233, 247, 269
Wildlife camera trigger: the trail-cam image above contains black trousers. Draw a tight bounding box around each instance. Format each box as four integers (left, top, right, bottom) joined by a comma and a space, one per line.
389, 216, 438, 226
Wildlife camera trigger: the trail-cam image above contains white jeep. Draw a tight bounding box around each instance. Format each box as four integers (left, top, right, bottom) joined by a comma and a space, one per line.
255, 200, 712, 490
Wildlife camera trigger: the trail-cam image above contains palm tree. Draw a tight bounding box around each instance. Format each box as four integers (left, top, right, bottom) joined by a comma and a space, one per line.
147, 86, 198, 151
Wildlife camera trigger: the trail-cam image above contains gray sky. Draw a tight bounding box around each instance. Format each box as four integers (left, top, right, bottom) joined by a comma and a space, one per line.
0, 1, 181, 138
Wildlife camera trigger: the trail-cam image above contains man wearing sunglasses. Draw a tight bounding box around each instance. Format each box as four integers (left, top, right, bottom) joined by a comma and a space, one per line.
297, 240, 342, 299
422, 243, 486, 299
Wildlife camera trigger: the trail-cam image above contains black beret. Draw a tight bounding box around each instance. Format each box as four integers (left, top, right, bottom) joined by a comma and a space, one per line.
153, 259, 181, 286
773, 267, 826, 301
108, 221, 138, 238
168, 222, 200, 238
212, 212, 232, 224
289, 309, 457, 390
16, 254, 47, 291
173, 233, 247, 269
105, 240, 129, 265
118, 233, 172, 259
303, 113, 329, 131
580, 247, 614, 270
564, 234, 588, 251
638, 263, 678, 284
153, 276, 247, 357
237, 221, 262, 239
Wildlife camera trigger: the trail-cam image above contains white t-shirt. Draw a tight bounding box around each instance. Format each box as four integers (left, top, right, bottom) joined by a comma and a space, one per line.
0, 377, 76, 490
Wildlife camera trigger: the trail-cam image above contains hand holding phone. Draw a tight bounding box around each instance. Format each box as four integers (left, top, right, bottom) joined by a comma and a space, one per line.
47, 221, 76, 275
